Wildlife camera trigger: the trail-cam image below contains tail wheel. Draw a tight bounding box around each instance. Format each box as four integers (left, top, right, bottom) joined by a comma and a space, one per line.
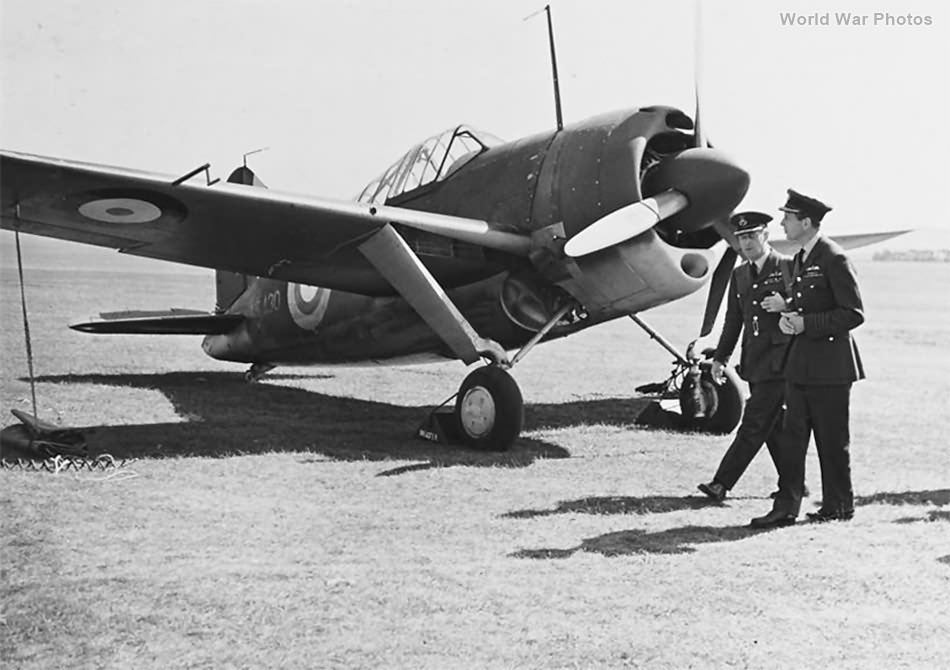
455, 366, 523, 451
679, 361, 745, 434
244, 362, 276, 383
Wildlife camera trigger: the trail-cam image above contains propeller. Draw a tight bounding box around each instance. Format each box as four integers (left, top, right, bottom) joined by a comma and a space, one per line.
692, 3, 741, 340
565, 148, 748, 258
693, 0, 707, 149
563, 0, 747, 261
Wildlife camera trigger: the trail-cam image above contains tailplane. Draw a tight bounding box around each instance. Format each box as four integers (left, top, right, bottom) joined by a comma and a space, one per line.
70, 309, 244, 335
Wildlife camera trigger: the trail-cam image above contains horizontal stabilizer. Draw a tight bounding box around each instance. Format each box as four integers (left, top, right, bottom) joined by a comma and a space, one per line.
70, 309, 243, 335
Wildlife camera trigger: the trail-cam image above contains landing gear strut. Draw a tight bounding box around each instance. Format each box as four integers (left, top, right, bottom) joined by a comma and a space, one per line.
452, 302, 574, 450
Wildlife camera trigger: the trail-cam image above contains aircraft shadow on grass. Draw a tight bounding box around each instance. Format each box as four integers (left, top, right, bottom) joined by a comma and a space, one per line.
19, 371, 656, 469
509, 489, 950, 558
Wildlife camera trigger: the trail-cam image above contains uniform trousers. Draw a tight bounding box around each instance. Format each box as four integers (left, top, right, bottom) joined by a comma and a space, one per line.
713, 379, 784, 490
774, 382, 853, 516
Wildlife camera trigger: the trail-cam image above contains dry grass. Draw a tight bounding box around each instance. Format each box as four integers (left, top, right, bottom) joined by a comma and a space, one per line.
2, 260, 949, 669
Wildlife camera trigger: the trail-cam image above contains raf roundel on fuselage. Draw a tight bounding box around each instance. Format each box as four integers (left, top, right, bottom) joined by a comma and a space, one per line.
287, 283, 332, 331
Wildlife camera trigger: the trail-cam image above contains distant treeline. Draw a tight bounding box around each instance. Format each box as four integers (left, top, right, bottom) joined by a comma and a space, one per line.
873, 249, 950, 262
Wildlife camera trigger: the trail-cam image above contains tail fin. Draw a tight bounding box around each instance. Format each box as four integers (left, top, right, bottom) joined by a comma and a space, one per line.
215, 165, 269, 312
226, 165, 268, 188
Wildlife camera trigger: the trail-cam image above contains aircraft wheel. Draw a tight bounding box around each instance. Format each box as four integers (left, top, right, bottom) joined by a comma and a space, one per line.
678, 362, 745, 434
455, 366, 524, 451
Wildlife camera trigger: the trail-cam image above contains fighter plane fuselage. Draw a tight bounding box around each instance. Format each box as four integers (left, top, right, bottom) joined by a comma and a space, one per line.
201, 106, 748, 367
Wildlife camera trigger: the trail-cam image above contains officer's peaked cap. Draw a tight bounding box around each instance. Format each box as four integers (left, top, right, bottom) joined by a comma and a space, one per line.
731, 211, 772, 235
779, 189, 832, 223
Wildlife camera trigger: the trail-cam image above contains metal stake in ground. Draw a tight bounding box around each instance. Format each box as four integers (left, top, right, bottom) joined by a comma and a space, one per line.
14, 231, 38, 420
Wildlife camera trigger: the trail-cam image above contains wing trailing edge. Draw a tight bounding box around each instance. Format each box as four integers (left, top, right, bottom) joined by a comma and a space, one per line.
70, 309, 244, 335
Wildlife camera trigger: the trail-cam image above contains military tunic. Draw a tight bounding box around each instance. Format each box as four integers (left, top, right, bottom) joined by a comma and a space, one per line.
710, 249, 792, 491
773, 235, 865, 517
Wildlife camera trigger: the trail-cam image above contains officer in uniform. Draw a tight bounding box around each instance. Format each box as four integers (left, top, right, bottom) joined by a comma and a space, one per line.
698, 212, 793, 501
750, 189, 865, 529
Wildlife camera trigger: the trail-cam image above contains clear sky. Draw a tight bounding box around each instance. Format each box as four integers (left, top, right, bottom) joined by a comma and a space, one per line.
2, 0, 948, 271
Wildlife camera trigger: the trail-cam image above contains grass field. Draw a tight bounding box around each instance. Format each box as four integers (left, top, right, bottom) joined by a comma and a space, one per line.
2, 258, 949, 669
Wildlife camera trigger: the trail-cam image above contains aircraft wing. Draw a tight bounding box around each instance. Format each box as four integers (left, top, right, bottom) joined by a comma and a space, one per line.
772, 230, 911, 255
0, 151, 530, 296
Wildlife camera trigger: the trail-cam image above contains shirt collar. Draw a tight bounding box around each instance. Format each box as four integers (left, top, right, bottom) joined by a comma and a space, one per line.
801, 234, 821, 262
750, 246, 771, 273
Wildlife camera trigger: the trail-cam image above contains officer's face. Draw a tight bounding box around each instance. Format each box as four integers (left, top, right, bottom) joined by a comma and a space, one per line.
736, 229, 768, 261
780, 212, 810, 242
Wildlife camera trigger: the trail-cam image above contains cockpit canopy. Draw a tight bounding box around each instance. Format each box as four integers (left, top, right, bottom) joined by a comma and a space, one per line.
357, 125, 502, 204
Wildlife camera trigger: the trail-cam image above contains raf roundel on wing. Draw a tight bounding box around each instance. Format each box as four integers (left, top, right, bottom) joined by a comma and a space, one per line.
78, 198, 163, 224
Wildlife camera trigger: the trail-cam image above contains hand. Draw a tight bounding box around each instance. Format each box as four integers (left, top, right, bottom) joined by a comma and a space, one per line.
710, 360, 726, 385
779, 312, 805, 335
761, 292, 787, 313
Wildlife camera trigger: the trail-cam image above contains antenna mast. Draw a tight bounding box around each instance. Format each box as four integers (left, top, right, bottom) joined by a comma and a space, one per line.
545, 5, 563, 131
525, 5, 564, 131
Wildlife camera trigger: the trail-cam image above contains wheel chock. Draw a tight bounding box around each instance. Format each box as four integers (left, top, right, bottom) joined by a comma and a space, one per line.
415, 405, 463, 444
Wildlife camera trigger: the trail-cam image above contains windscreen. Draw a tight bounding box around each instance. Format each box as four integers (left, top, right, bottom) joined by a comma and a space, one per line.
357, 125, 501, 204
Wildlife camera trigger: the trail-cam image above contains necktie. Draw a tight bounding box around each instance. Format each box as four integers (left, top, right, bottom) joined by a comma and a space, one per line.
794, 249, 805, 275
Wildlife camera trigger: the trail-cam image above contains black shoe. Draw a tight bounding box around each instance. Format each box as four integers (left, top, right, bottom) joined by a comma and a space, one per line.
749, 510, 797, 529
769, 485, 809, 499
698, 481, 727, 502
806, 508, 854, 523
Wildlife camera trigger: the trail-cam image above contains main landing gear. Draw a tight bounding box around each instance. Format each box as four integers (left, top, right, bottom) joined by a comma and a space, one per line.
675, 351, 744, 434
630, 315, 744, 434
418, 303, 575, 452
417, 363, 525, 452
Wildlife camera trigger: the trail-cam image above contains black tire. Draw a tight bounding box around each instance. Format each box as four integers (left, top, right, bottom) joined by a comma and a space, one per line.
678, 361, 745, 434
455, 366, 524, 451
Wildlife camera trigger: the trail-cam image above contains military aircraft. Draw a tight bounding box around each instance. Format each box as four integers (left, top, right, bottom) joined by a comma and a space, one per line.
0, 90, 904, 452
1, 103, 761, 446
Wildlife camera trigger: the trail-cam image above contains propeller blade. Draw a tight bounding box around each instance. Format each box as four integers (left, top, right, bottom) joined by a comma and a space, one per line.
564, 190, 688, 258
699, 245, 737, 337
693, 0, 708, 148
